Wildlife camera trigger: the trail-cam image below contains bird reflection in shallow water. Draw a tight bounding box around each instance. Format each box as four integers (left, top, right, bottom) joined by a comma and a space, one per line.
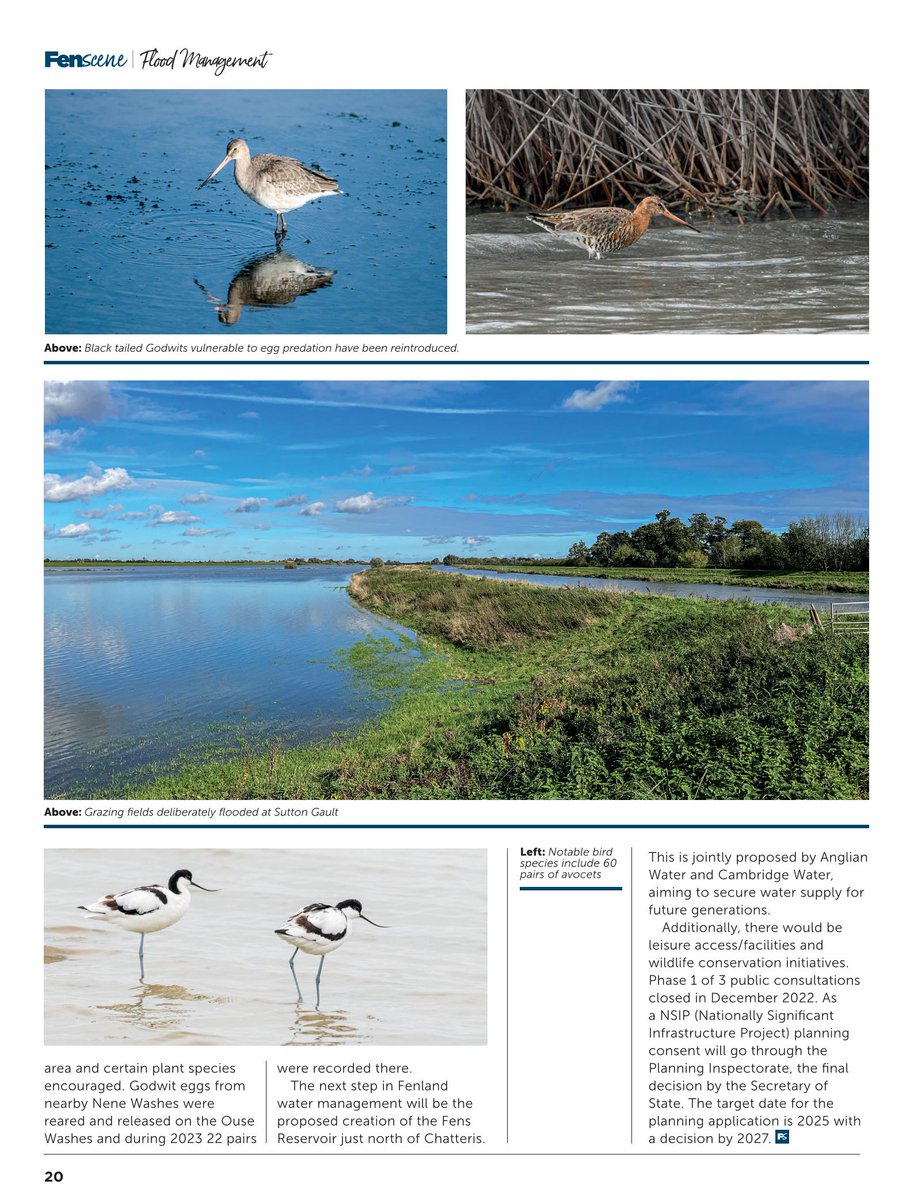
93, 982, 225, 1039
284, 1006, 367, 1047
195, 250, 335, 326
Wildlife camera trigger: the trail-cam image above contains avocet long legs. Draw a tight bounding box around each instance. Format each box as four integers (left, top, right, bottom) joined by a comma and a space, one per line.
274, 899, 387, 1006
78, 868, 219, 978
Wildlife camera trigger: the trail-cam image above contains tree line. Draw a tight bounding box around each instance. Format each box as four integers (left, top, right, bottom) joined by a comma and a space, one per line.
442, 512, 869, 572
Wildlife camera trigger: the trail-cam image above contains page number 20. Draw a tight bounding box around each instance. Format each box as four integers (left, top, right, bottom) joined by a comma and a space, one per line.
44, 1172, 64, 1183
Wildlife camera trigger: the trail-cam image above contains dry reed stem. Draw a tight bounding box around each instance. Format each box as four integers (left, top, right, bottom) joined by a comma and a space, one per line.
466, 89, 868, 215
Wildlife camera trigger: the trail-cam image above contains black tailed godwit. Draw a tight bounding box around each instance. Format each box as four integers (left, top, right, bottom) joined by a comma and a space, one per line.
197, 138, 341, 242
527, 196, 699, 259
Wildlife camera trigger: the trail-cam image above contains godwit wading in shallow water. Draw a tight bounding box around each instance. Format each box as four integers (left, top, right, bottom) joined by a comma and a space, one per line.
197, 138, 341, 243
527, 196, 699, 259
78, 868, 220, 978
275, 899, 387, 1006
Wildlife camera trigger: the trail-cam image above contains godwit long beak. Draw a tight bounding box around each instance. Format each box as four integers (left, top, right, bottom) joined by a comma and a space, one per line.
663, 210, 700, 232
197, 156, 231, 190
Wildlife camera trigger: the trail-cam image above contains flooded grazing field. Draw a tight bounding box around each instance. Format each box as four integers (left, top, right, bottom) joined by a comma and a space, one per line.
45, 848, 487, 1046
44, 564, 416, 796
433, 566, 869, 609
466, 206, 868, 335
45, 90, 446, 334
46, 562, 868, 797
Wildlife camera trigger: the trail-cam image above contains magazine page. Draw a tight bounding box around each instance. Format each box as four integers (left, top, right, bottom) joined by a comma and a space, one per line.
10, 5, 895, 1198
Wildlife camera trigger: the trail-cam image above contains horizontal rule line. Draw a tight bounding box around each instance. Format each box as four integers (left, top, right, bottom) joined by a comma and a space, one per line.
520, 886, 623, 891
43, 1152, 860, 1157
43, 359, 870, 367
44, 823, 870, 830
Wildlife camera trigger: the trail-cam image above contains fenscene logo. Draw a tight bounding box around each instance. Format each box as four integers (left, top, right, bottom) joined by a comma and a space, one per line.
45, 51, 129, 68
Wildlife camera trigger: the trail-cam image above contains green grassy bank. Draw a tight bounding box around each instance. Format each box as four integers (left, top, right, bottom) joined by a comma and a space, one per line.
112, 567, 868, 802
440, 564, 870, 593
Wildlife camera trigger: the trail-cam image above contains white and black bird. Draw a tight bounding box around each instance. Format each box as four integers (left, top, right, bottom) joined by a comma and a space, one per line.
78, 868, 219, 978
274, 899, 387, 1006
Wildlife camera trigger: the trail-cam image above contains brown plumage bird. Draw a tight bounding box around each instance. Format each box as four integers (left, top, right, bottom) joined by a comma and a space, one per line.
527, 197, 699, 259
198, 138, 341, 242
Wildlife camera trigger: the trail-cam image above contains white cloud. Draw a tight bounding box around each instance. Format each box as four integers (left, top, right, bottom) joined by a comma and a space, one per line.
239, 411, 260, 419
44, 381, 117, 425
273, 493, 308, 508
58, 523, 92, 538
299, 502, 326, 517
463, 535, 492, 546
334, 492, 413, 514
121, 505, 163, 521
232, 497, 267, 513
150, 510, 202, 526
180, 491, 214, 504
126, 401, 197, 422
44, 466, 134, 503
76, 504, 124, 519
44, 428, 87, 452
562, 382, 635, 411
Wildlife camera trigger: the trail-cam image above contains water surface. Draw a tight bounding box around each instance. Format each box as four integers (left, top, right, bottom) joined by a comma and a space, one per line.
466, 206, 868, 334
45, 848, 487, 1046
46, 91, 446, 334
45, 565, 415, 796
434, 565, 868, 609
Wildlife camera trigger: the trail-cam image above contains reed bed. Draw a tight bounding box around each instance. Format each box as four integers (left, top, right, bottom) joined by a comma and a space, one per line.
466, 89, 869, 217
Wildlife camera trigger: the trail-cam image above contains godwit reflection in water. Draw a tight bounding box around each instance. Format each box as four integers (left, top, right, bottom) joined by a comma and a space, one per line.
196, 251, 335, 326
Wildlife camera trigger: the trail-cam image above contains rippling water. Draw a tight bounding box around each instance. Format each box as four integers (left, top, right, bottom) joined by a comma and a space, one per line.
45, 565, 416, 796
433, 565, 868, 609
45, 849, 487, 1046
466, 206, 868, 334
45, 90, 446, 334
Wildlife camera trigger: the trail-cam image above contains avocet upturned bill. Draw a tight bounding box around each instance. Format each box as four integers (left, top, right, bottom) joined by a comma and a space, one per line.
78, 868, 220, 977
274, 899, 387, 1006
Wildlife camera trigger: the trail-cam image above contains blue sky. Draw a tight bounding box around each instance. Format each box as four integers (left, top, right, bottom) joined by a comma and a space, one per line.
43, 380, 868, 560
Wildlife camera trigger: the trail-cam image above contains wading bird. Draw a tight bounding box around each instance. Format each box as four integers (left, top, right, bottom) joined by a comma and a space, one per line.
78, 868, 219, 977
274, 899, 387, 1006
527, 196, 699, 258
197, 138, 341, 242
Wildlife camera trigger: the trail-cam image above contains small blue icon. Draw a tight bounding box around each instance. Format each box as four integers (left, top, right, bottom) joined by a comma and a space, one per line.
775, 1130, 790, 1144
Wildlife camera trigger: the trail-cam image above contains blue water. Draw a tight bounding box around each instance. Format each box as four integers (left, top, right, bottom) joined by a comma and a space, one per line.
45, 90, 446, 334
433, 565, 868, 610
44, 565, 416, 796
466, 206, 868, 334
